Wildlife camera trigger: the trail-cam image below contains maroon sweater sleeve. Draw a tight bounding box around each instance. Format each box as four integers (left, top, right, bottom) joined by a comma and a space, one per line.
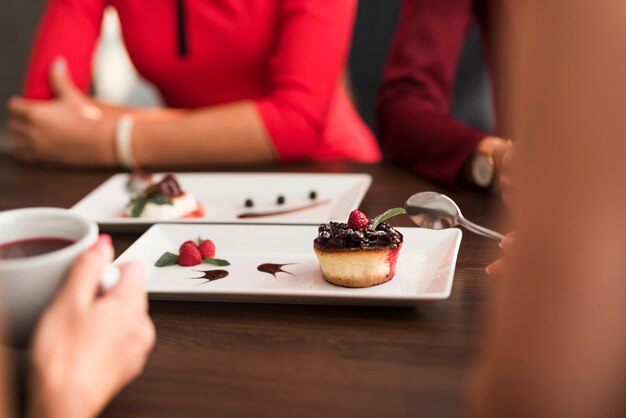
377, 0, 488, 188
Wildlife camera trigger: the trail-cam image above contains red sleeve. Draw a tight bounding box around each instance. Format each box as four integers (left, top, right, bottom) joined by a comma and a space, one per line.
23, 0, 107, 99
254, 0, 357, 161
376, 0, 487, 188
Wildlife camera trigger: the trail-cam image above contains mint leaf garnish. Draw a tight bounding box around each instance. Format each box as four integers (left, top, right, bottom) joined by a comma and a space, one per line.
155, 252, 179, 267
203, 258, 231, 266
147, 193, 173, 205
128, 192, 172, 218
128, 193, 147, 218
370, 207, 407, 230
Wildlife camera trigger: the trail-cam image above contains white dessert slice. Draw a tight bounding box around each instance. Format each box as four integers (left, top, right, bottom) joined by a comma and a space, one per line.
127, 192, 199, 219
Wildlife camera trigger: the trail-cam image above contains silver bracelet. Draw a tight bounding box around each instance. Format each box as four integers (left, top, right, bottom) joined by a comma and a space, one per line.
115, 114, 136, 169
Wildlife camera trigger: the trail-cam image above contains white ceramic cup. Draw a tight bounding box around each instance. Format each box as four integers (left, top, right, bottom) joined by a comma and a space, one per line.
0, 208, 98, 347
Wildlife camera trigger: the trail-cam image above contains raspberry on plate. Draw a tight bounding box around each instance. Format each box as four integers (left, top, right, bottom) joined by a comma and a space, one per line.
179, 240, 197, 253
198, 239, 216, 259
178, 242, 202, 266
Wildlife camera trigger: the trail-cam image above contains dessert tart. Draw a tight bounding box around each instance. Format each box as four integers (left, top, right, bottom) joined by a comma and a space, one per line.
314, 209, 405, 288
126, 174, 202, 219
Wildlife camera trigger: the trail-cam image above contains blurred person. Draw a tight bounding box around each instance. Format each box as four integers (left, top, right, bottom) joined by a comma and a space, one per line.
471, 1, 626, 417
2, 235, 155, 418
8, 0, 380, 169
377, 0, 515, 193
0, 325, 10, 418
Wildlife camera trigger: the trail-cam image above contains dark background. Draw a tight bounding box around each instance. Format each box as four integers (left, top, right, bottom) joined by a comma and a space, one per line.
0, 0, 491, 140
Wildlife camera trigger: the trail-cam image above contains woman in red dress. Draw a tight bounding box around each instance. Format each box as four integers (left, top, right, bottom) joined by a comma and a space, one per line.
9, 0, 381, 168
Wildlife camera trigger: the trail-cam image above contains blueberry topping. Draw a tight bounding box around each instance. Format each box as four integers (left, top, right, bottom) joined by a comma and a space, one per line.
350, 230, 364, 241
277, 195, 286, 205
318, 224, 331, 233
314, 221, 402, 249
245, 198, 254, 208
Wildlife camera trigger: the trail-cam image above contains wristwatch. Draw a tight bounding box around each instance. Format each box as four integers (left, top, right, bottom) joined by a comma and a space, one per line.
470, 137, 505, 188
471, 151, 495, 188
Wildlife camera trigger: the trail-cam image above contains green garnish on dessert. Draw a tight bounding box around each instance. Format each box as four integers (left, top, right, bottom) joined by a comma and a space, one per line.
126, 174, 201, 219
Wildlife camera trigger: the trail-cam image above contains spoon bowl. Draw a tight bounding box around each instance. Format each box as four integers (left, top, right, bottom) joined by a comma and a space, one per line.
404, 191, 461, 230
404, 192, 505, 240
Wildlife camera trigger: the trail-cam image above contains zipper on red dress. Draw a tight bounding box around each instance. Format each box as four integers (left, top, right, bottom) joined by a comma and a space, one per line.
176, 0, 188, 57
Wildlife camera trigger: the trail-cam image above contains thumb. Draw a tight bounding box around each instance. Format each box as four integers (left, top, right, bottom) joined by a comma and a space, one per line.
49, 57, 79, 98
59, 234, 114, 308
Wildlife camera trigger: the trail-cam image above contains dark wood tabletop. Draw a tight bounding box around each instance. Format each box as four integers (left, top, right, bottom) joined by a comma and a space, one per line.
1, 153, 504, 418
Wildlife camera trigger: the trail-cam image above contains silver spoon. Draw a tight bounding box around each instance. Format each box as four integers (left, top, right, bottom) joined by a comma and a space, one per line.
404, 191, 505, 241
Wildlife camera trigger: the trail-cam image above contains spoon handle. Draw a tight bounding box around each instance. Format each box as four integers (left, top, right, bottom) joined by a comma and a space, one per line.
459, 218, 506, 241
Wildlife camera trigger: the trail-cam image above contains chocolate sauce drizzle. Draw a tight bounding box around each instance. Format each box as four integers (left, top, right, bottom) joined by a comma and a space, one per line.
188, 269, 229, 285
257, 263, 296, 278
237, 199, 331, 219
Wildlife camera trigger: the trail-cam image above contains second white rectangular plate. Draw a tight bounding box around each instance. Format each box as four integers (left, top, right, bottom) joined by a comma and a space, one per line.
71, 173, 371, 231
114, 224, 463, 306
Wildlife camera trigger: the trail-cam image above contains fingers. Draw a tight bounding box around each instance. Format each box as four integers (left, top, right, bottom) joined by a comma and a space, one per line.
502, 191, 514, 209
122, 315, 156, 384
107, 261, 153, 375
10, 136, 38, 164
7, 96, 39, 121
59, 234, 114, 308
487, 233, 516, 277
9, 116, 39, 164
108, 261, 148, 312
486, 258, 505, 276
49, 57, 78, 99
8, 116, 31, 137
500, 236, 514, 252
500, 142, 518, 208
10, 135, 33, 153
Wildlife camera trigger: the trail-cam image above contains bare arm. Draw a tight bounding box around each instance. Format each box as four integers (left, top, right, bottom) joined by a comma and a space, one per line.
75, 97, 275, 166
130, 101, 275, 167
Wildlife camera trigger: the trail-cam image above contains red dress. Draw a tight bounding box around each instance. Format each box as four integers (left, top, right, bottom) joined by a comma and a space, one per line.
24, 0, 381, 163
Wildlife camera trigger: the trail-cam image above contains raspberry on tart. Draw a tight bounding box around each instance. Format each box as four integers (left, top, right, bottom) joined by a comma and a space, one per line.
126, 174, 202, 219
314, 209, 404, 288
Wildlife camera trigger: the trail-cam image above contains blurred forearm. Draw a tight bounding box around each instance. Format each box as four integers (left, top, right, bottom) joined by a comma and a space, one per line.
471, 1, 626, 417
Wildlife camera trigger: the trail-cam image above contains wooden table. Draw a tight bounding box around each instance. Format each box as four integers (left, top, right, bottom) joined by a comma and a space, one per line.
1, 154, 504, 418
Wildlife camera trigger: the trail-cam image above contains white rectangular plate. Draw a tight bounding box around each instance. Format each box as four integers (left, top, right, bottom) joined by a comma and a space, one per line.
114, 224, 463, 306
71, 173, 371, 231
